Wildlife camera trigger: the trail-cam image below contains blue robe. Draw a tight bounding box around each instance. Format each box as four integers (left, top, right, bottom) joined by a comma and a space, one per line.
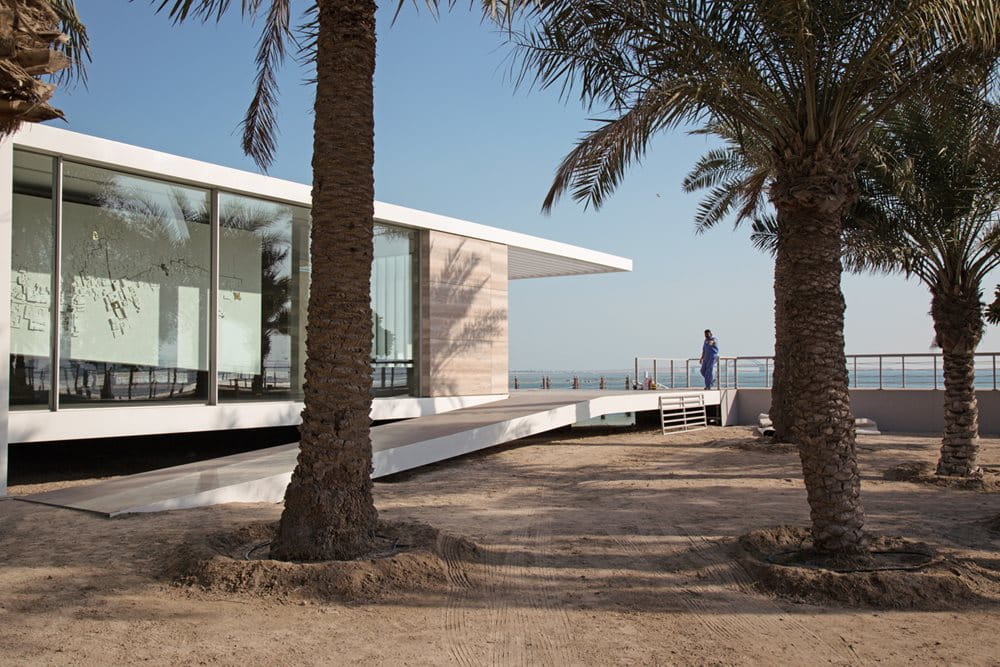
700, 337, 719, 389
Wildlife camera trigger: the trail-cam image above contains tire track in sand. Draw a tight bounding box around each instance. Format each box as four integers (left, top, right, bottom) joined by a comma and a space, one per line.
440, 532, 481, 667
513, 519, 580, 665
442, 518, 580, 666
605, 528, 863, 665
485, 524, 534, 666
675, 524, 864, 665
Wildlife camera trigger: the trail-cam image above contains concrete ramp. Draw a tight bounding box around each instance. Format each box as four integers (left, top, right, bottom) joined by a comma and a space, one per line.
20, 390, 715, 516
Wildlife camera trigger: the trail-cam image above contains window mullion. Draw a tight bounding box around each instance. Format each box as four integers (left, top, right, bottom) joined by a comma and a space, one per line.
49, 156, 63, 412
208, 189, 220, 406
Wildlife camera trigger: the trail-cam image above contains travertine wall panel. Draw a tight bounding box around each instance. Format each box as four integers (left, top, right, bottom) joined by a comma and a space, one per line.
419, 230, 508, 396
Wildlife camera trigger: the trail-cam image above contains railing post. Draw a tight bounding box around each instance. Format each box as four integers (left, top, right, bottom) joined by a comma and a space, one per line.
765, 357, 770, 388
670, 359, 675, 388
734, 358, 739, 388
933, 355, 938, 390
993, 354, 997, 391
901, 355, 906, 389
634, 358, 639, 391
853, 356, 857, 388
879, 356, 883, 390
686, 362, 690, 388
653, 359, 657, 389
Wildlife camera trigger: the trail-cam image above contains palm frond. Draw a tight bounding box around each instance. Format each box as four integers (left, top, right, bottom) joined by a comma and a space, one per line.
149, 1, 293, 171
684, 119, 775, 234
150, 0, 541, 169
541, 84, 696, 211
49, 0, 91, 84
681, 146, 744, 193
988, 284, 1000, 326
241, 0, 293, 170
692, 181, 742, 232
512, 0, 1000, 215
749, 214, 778, 254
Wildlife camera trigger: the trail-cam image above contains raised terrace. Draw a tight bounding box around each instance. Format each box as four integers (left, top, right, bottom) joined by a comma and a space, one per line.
19, 389, 717, 515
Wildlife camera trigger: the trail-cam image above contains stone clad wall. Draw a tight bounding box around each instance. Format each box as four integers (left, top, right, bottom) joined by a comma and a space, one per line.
419, 230, 508, 396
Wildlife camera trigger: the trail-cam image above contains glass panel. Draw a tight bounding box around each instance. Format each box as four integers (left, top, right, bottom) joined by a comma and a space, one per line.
217, 193, 310, 401
371, 223, 416, 396
58, 162, 211, 405
9, 150, 54, 409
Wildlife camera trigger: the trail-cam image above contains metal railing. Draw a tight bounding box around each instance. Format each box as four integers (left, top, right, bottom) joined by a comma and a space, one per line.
8, 357, 417, 405
372, 359, 414, 397
633, 353, 1000, 391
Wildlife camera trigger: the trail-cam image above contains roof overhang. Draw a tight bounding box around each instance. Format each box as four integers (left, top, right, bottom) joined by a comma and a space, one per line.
13, 124, 633, 280
373, 201, 632, 279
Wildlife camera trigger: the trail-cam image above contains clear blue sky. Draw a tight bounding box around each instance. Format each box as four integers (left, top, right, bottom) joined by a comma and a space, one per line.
49, 2, 1000, 370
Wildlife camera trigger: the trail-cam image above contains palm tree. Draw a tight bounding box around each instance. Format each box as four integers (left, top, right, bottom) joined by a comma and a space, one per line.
0, 0, 88, 135
153, 0, 382, 560
691, 83, 1000, 478
834, 89, 1000, 477
514, 1, 1000, 553
154, 0, 528, 560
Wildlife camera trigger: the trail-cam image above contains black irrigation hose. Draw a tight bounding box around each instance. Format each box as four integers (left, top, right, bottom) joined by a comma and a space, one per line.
765, 549, 934, 573
245, 541, 272, 560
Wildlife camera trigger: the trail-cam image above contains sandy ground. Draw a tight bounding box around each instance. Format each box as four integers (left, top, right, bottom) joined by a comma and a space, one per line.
3, 426, 1000, 665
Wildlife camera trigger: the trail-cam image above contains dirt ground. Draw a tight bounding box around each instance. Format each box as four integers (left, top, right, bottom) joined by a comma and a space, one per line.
3, 426, 1000, 665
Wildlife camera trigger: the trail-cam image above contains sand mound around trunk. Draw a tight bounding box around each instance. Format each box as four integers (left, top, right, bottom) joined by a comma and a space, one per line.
738, 526, 1000, 610
162, 520, 477, 601
883, 462, 1000, 492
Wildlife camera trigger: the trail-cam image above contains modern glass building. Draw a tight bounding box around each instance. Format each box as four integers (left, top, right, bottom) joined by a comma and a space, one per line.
10, 150, 418, 408
0, 126, 631, 492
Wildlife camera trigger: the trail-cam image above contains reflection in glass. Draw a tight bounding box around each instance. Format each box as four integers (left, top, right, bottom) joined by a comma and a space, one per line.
9, 150, 54, 409
217, 194, 309, 401
58, 162, 211, 405
371, 223, 416, 396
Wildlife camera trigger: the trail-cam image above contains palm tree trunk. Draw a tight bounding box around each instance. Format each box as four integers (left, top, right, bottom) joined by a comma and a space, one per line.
771, 154, 866, 553
271, 0, 379, 561
769, 226, 792, 442
931, 287, 984, 477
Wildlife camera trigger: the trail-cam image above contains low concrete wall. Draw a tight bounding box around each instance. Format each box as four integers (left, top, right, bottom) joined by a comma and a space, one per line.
734, 388, 1000, 435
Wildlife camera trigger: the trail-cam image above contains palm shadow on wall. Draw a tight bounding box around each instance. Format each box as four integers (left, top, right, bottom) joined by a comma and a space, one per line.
428, 240, 507, 396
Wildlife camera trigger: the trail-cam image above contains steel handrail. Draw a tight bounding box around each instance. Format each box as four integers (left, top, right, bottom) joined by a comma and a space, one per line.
633, 352, 1000, 391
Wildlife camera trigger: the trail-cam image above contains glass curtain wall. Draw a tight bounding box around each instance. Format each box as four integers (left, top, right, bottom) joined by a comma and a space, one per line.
9, 151, 54, 409
217, 193, 309, 401
8, 148, 419, 408
58, 162, 211, 405
371, 223, 416, 396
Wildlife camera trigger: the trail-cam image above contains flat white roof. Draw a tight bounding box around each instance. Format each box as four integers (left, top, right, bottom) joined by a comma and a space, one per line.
11, 124, 632, 279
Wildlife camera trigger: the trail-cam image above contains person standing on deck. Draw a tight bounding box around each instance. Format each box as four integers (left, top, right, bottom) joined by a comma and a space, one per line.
700, 329, 719, 390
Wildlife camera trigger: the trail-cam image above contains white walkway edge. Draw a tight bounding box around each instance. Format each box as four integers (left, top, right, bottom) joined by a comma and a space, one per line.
20, 390, 718, 516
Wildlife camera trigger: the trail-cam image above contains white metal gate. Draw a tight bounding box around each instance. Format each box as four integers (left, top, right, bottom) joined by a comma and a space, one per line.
659, 393, 708, 433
